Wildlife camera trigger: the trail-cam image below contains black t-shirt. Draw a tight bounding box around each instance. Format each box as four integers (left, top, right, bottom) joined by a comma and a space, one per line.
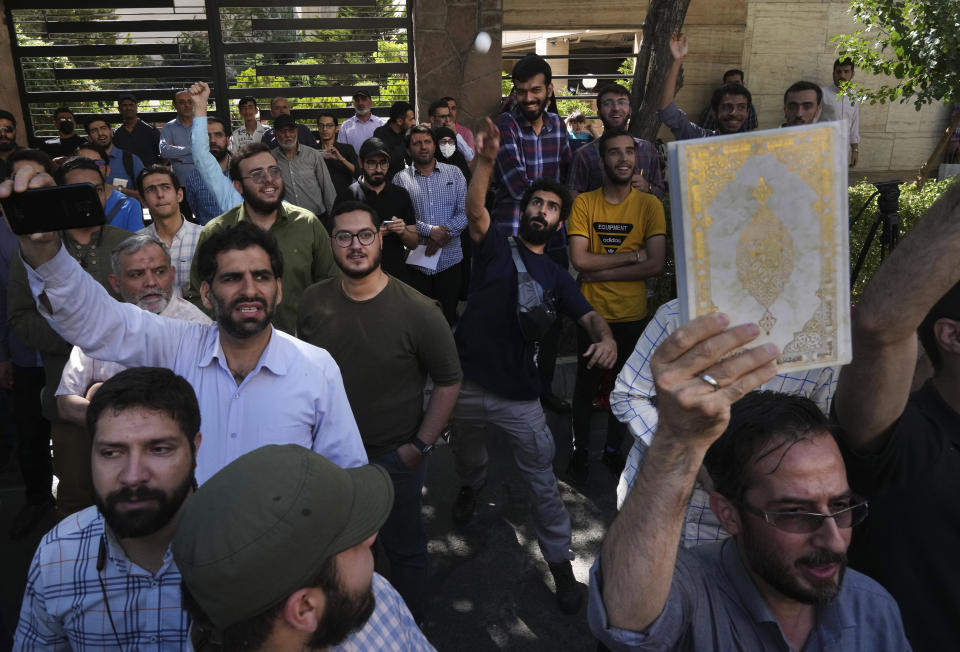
455, 226, 592, 400
322, 142, 359, 197
38, 134, 86, 158
839, 380, 960, 651
334, 181, 416, 282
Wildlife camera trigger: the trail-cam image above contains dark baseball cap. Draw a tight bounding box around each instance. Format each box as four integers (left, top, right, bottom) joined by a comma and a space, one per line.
117, 93, 137, 103
273, 113, 297, 130
358, 137, 391, 160
172, 445, 393, 630
353, 90, 372, 100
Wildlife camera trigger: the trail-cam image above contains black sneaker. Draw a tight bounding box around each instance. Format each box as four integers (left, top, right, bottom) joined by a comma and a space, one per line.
548, 561, 583, 614
601, 449, 626, 477
452, 485, 478, 526
565, 448, 589, 485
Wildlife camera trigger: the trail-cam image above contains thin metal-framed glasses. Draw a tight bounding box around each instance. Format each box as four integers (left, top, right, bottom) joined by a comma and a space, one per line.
333, 229, 377, 248
600, 98, 631, 110
242, 165, 282, 184
737, 498, 868, 534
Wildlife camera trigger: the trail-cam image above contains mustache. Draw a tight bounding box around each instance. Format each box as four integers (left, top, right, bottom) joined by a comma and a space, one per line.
797, 549, 847, 567
230, 296, 267, 311
105, 485, 167, 506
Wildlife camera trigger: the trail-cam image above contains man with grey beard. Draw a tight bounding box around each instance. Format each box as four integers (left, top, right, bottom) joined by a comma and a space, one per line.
271, 113, 337, 223
55, 234, 211, 428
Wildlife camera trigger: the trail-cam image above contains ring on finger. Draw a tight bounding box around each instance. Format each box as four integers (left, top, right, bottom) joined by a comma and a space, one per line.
700, 374, 720, 391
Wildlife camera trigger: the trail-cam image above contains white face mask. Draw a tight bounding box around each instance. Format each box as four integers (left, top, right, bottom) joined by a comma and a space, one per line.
439, 143, 456, 158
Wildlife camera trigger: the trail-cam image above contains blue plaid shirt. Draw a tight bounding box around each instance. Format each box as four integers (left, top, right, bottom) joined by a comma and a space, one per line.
15, 506, 189, 651
393, 161, 467, 274
610, 298, 840, 546
333, 573, 435, 651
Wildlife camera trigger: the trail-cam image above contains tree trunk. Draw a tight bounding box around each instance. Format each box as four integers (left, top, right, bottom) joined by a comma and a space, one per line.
630, 0, 693, 143
915, 109, 960, 189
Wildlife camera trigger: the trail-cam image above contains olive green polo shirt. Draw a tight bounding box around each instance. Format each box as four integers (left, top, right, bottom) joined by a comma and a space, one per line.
187, 200, 339, 335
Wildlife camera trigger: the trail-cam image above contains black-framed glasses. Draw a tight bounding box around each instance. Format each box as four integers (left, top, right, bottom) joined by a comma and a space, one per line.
737, 498, 868, 534
333, 229, 377, 247
242, 166, 282, 184
0, 125, 14, 134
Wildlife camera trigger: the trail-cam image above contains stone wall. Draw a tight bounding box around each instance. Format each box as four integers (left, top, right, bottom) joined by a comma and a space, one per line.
413, 0, 503, 134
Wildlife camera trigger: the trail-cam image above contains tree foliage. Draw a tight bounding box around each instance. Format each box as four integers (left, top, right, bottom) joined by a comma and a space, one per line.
833, 0, 960, 109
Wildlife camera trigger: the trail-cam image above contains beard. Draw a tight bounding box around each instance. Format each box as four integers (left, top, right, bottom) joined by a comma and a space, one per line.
740, 517, 846, 607
94, 469, 194, 538
519, 210, 559, 246
127, 286, 172, 313
210, 144, 228, 162
307, 573, 376, 649
209, 291, 276, 339
602, 160, 633, 186
58, 120, 75, 135
336, 246, 381, 279
0, 137, 15, 152
242, 182, 285, 214
519, 96, 548, 122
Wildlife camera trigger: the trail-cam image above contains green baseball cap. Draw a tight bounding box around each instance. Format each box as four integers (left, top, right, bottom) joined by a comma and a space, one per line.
172, 445, 393, 630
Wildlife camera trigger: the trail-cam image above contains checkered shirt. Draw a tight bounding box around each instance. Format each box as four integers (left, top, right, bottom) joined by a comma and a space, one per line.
393, 161, 467, 274
333, 573, 435, 651
491, 107, 571, 236
138, 218, 203, 296
610, 298, 840, 547
15, 506, 189, 651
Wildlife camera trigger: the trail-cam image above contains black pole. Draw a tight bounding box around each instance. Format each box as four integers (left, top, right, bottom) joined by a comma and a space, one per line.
204, 0, 230, 122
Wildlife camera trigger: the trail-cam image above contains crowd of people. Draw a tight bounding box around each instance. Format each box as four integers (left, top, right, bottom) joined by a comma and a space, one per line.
0, 30, 952, 651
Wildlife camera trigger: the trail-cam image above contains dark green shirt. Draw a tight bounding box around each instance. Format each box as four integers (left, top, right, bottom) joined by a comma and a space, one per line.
298, 276, 462, 458
187, 201, 339, 335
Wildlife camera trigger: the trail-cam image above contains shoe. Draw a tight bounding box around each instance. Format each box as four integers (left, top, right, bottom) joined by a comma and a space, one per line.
452, 485, 479, 526
566, 448, 589, 485
9, 496, 56, 540
601, 449, 626, 477
548, 561, 583, 614
540, 392, 572, 414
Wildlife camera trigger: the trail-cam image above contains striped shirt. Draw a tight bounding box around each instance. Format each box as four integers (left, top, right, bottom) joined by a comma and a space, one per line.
492, 107, 571, 236
393, 161, 467, 274
15, 506, 189, 651
610, 298, 840, 546
138, 218, 203, 295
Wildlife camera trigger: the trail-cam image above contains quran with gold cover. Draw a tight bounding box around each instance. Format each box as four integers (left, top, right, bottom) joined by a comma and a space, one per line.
667, 122, 852, 372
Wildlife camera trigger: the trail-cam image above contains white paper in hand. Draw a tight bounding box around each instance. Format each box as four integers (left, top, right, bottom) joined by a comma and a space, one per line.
406, 244, 440, 271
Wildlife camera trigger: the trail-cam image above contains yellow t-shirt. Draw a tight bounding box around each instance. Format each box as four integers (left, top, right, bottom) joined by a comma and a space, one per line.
567, 188, 666, 322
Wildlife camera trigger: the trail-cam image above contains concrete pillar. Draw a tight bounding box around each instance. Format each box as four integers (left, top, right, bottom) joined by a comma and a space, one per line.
535, 36, 568, 81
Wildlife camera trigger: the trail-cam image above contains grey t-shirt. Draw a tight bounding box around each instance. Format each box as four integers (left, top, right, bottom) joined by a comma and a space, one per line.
588, 538, 911, 651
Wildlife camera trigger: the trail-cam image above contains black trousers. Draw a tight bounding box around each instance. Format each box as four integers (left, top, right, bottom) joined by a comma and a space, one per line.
9, 365, 53, 504
407, 262, 462, 326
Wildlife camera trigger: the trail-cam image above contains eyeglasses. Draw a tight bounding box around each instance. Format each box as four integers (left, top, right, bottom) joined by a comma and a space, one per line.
364, 159, 389, 169
318, 122, 337, 129
333, 229, 377, 248
599, 99, 631, 110
737, 498, 868, 534
0, 125, 14, 134
242, 166, 282, 184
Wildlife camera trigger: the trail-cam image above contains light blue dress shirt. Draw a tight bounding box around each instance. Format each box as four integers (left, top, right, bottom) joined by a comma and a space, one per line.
160, 118, 195, 182
190, 116, 242, 218
25, 245, 367, 484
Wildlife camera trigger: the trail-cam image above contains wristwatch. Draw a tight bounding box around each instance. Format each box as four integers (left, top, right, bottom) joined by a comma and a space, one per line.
410, 437, 434, 456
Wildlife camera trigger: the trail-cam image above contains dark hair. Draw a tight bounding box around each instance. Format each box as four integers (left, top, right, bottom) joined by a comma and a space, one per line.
723, 69, 745, 83
711, 83, 753, 112
86, 367, 200, 455
317, 111, 339, 126
596, 83, 631, 107
238, 96, 257, 109
9, 149, 54, 177
511, 53, 552, 86
919, 280, 960, 371
389, 101, 413, 123
136, 164, 180, 195
53, 106, 74, 119
520, 177, 572, 223
55, 156, 104, 185
206, 115, 230, 137
330, 199, 380, 230
84, 117, 112, 132
403, 124, 434, 148
196, 221, 284, 286
75, 142, 108, 162
0, 110, 17, 126
784, 81, 823, 105
598, 127, 633, 157
229, 142, 274, 182
440, 96, 456, 105
181, 556, 338, 652
834, 58, 854, 71
428, 99, 451, 117
704, 391, 834, 501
